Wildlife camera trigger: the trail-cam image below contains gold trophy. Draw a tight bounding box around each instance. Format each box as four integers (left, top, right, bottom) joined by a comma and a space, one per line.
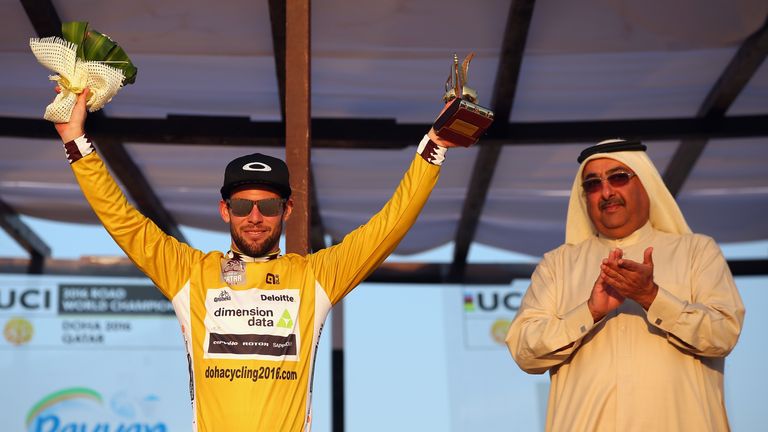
432, 53, 494, 147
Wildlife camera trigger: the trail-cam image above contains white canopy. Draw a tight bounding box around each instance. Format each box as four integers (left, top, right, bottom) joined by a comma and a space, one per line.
1, 0, 766, 258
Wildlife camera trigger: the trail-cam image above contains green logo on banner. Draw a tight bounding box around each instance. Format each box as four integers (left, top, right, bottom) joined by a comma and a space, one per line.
277, 310, 293, 328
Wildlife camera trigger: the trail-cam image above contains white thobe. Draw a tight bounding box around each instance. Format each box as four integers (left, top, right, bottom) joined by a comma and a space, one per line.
506, 222, 745, 431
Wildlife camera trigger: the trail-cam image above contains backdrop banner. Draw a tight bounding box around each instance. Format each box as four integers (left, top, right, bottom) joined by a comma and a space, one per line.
0, 274, 190, 432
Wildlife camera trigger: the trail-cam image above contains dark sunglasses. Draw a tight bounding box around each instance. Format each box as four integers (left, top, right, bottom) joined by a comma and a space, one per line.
581, 171, 637, 194
226, 198, 286, 217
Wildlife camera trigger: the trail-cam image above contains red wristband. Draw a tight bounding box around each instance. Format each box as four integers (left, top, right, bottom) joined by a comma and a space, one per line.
63, 133, 95, 164
417, 134, 447, 166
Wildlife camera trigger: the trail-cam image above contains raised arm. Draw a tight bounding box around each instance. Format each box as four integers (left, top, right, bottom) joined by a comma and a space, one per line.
306, 114, 462, 304
54, 89, 202, 299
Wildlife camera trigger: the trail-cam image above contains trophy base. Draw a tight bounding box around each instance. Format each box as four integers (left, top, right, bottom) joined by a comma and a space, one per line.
433, 98, 494, 147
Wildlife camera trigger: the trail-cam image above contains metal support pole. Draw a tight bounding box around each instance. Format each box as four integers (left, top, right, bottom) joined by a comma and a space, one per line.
332, 300, 345, 432
285, 0, 311, 256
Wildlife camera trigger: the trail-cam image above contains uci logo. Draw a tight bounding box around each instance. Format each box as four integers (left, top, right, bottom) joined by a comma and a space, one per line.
467, 291, 521, 312
266, 273, 280, 285
0, 289, 52, 311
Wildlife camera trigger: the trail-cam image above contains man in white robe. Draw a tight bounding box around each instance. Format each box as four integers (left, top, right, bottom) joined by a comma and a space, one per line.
506, 139, 745, 431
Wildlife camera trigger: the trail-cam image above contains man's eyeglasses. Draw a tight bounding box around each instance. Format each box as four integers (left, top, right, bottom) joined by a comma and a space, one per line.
226, 198, 286, 217
581, 171, 637, 194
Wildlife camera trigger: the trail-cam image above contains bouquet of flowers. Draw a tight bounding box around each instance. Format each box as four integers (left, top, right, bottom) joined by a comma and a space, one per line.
29, 21, 137, 122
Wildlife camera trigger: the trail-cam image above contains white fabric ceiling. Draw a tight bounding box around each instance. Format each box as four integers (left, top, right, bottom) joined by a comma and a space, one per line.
1, 0, 766, 258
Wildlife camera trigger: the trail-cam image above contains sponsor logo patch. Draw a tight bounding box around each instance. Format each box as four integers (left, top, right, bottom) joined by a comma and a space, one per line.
203, 288, 301, 361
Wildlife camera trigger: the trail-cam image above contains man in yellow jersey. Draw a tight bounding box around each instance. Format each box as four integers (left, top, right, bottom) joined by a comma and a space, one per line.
53, 89, 467, 431
506, 140, 745, 431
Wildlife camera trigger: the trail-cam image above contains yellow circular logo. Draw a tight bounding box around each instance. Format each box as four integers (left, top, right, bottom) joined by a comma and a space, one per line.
490, 319, 512, 345
4, 317, 34, 346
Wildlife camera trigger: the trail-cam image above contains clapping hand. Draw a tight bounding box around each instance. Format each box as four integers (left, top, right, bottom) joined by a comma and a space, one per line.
587, 248, 626, 322
600, 247, 658, 310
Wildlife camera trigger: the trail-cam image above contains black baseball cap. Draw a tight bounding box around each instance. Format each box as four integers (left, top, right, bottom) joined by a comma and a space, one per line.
220, 153, 291, 199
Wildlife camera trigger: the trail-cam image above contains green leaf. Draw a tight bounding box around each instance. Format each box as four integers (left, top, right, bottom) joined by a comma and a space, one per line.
103, 45, 137, 85
122, 63, 137, 85
61, 21, 89, 58
81, 29, 116, 62
59, 21, 138, 85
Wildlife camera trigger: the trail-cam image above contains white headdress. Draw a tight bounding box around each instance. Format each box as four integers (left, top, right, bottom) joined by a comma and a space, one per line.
565, 139, 692, 245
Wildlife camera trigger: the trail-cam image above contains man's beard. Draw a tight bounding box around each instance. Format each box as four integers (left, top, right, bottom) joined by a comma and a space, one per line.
230, 221, 283, 258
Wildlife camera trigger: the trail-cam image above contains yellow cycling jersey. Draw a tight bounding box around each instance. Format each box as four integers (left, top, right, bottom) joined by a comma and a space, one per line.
69, 141, 440, 431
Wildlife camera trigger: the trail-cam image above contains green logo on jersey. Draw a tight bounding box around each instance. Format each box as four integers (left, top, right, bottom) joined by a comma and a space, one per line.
277, 310, 293, 328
